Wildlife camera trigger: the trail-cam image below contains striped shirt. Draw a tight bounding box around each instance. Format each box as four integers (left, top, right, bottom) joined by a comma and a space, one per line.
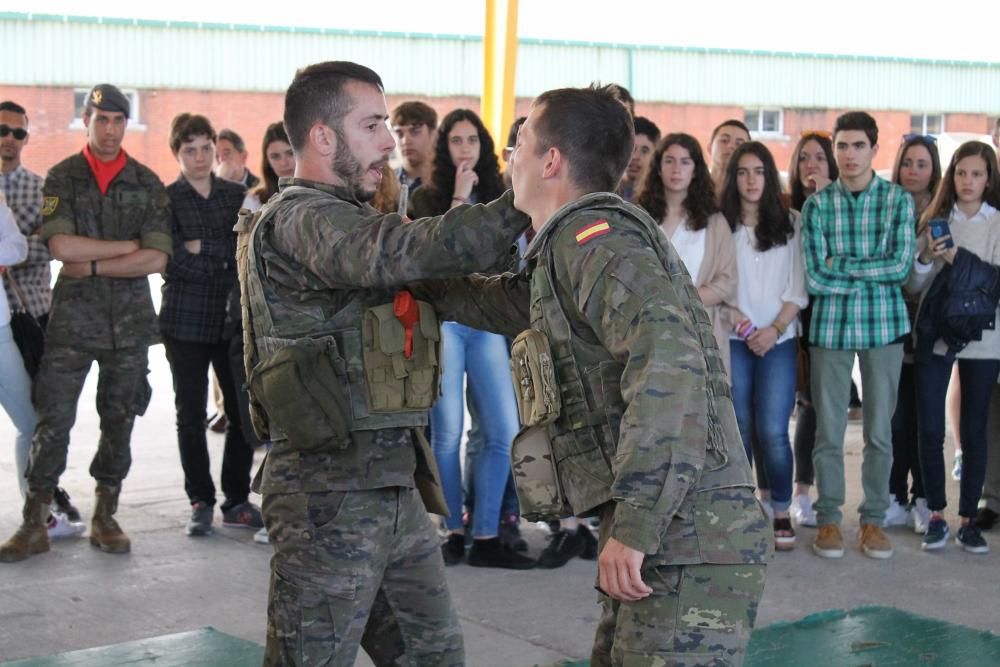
0, 165, 51, 318
801, 173, 916, 350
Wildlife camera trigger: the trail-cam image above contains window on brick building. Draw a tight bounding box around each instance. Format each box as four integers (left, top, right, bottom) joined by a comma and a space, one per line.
744, 108, 783, 137
70, 88, 143, 129
910, 113, 944, 135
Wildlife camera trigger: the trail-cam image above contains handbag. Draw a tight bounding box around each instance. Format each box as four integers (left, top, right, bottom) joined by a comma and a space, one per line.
3, 270, 44, 378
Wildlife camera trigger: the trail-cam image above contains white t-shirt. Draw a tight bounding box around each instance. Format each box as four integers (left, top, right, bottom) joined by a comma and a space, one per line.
0, 200, 28, 327
670, 223, 707, 282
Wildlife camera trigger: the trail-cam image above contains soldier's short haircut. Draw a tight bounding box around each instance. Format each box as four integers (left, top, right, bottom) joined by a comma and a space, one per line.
217, 128, 247, 153
532, 84, 633, 194
833, 111, 879, 147
284, 61, 384, 151
710, 119, 750, 145
169, 113, 217, 154
391, 101, 438, 131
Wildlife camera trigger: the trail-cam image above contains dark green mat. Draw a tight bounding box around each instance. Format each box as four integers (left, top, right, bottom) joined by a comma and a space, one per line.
544, 606, 1000, 667
1, 628, 263, 667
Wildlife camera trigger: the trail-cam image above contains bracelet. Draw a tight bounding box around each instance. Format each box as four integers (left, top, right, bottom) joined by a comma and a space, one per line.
91, 260, 98, 277
772, 319, 787, 336
451, 196, 468, 204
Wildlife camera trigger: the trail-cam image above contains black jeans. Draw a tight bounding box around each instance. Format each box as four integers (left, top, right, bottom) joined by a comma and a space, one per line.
163, 335, 252, 511
915, 355, 999, 517
890, 361, 923, 505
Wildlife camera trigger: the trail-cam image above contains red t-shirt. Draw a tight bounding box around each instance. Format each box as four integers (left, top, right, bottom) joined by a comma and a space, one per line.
83, 144, 128, 196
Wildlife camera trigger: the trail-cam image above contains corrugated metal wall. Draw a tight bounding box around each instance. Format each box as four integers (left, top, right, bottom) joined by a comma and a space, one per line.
3, 12, 998, 112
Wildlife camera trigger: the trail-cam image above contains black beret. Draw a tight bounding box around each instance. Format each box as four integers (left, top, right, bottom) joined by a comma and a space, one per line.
85, 84, 130, 118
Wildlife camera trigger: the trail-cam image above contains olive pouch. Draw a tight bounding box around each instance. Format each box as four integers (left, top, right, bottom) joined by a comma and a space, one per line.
509, 328, 562, 427
510, 424, 570, 521
248, 335, 352, 451
362, 300, 441, 412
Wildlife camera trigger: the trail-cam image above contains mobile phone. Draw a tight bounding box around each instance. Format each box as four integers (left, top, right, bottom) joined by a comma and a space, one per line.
929, 218, 954, 249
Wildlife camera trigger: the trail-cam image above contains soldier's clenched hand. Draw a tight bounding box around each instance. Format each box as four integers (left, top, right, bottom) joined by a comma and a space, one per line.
598, 537, 653, 602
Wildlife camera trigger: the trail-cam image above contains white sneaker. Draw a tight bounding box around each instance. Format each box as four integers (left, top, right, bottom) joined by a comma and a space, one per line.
47, 511, 85, 539
912, 498, 931, 534
791, 494, 817, 527
883, 498, 911, 528
253, 527, 270, 544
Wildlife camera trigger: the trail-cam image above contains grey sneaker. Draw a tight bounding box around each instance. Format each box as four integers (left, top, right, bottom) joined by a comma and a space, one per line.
186, 501, 214, 536
222, 502, 263, 529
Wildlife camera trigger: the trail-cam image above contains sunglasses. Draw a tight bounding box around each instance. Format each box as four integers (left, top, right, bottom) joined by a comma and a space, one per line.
0, 125, 28, 140
903, 133, 937, 145
800, 130, 832, 140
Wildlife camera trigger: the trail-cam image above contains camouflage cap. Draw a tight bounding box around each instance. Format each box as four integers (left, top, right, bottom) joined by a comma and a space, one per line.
84, 84, 130, 118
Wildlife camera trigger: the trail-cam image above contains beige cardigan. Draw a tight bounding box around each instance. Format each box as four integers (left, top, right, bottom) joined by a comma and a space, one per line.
661, 212, 737, 378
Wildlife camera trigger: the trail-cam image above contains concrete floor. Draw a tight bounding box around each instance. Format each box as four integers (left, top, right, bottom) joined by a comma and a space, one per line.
0, 342, 998, 666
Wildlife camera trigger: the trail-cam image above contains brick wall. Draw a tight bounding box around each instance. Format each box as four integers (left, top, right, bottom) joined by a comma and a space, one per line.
4, 85, 990, 184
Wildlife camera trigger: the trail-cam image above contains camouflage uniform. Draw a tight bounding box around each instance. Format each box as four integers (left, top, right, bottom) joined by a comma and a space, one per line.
26, 152, 171, 492
241, 178, 528, 666
417, 193, 772, 666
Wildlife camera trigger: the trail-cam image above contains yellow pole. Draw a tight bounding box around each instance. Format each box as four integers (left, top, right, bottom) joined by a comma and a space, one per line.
482, 0, 519, 160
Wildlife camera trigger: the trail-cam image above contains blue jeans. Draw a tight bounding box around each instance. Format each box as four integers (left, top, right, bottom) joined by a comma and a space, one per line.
0, 324, 37, 498
730, 338, 797, 511
915, 355, 999, 518
431, 322, 519, 537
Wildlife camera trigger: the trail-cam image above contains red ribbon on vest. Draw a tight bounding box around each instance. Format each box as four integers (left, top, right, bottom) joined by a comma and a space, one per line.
393, 290, 420, 359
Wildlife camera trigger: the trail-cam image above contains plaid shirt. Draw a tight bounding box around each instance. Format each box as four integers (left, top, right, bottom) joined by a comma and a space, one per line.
159, 174, 244, 343
0, 166, 51, 318
802, 173, 916, 350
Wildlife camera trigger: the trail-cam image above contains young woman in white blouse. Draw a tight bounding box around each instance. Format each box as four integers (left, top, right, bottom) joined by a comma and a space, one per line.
720, 142, 808, 550
908, 140, 1000, 554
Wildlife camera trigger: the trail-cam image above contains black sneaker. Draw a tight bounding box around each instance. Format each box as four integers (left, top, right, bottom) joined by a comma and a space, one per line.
921, 517, 949, 551
467, 537, 535, 569
222, 502, 264, 529
537, 528, 586, 569
52, 487, 82, 523
956, 524, 989, 554
578, 525, 598, 560
441, 534, 465, 566
186, 501, 214, 537
499, 514, 528, 553
975, 507, 999, 531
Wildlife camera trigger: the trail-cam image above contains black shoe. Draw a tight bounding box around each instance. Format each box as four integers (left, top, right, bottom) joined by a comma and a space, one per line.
578, 525, 598, 560
52, 487, 81, 523
467, 537, 535, 569
975, 507, 999, 531
441, 534, 465, 565
956, 524, 989, 554
537, 528, 586, 569
499, 514, 528, 552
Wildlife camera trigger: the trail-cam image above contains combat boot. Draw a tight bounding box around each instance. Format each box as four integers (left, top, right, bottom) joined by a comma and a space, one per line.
90, 484, 131, 554
0, 491, 53, 563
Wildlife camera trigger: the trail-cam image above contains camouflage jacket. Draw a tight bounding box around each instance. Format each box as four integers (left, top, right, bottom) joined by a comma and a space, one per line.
417, 193, 771, 565
245, 178, 528, 494
40, 152, 172, 349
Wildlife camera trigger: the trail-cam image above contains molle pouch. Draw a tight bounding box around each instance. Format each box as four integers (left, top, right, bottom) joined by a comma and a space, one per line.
362, 299, 441, 412
510, 425, 569, 521
509, 329, 562, 427
248, 335, 352, 452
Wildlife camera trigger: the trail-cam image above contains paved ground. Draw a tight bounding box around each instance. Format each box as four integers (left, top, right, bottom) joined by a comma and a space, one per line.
1, 340, 998, 665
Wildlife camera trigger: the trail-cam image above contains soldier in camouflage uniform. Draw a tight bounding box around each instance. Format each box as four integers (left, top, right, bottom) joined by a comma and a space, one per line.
239, 62, 529, 666
0, 84, 171, 563
414, 85, 772, 666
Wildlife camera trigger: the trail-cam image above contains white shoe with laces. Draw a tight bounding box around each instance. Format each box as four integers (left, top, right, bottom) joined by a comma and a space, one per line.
47, 511, 85, 539
253, 527, 270, 544
791, 494, 817, 527
883, 498, 911, 528
912, 498, 931, 534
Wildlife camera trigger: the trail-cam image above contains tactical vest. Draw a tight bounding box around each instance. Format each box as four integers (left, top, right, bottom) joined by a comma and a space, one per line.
235, 186, 440, 454
515, 194, 751, 520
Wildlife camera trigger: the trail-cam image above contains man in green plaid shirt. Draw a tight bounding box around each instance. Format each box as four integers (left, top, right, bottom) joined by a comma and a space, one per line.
801, 111, 916, 561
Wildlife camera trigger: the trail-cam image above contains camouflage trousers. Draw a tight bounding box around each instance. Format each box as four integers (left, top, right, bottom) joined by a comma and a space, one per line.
262, 486, 463, 667
26, 344, 151, 492
591, 507, 766, 667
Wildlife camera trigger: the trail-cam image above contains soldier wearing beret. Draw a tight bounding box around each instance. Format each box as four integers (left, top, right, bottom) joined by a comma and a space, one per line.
238, 62, 528, 665
414, 84, 772, 666
0, 84, 172, 562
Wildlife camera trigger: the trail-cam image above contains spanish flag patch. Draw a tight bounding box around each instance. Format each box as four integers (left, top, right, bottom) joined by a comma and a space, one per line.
575, 219, 611, 245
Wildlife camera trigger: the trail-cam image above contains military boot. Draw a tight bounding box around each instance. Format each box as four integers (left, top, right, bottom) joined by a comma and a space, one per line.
0, 491, 53, 563
90, 484, 131, 554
